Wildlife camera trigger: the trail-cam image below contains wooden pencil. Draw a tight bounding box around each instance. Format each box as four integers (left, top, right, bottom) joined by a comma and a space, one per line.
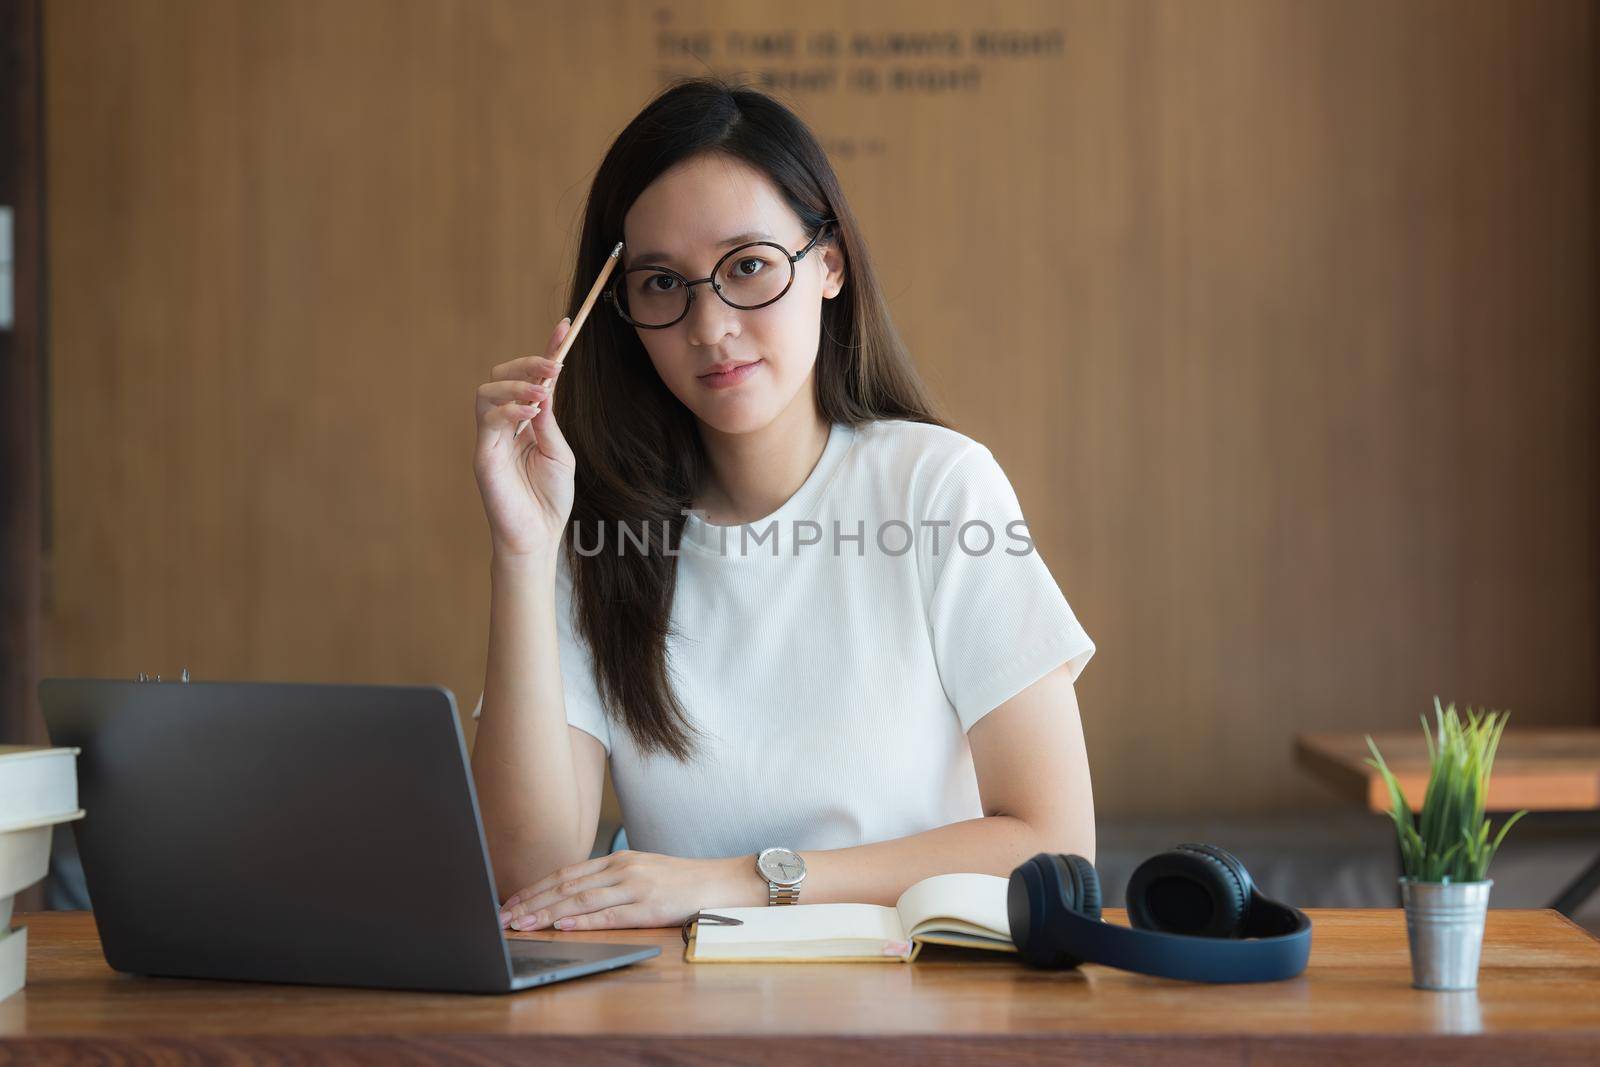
514, 240, 625, 439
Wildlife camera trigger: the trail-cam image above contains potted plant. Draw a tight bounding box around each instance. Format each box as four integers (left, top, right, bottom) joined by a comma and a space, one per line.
1365, 697, 1527, 991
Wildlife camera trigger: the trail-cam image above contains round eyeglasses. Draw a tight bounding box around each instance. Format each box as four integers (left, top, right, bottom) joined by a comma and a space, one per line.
603, 220, 838, 329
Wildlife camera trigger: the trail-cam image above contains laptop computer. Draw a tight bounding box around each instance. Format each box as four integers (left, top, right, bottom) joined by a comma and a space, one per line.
38, 677, 659, 993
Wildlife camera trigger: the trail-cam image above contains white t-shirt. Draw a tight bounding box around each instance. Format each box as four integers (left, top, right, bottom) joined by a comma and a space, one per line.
473, 418, 1095, 859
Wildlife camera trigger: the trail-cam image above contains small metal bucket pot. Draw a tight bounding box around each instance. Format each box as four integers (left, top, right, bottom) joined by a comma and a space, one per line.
1400, 878, 1492, 991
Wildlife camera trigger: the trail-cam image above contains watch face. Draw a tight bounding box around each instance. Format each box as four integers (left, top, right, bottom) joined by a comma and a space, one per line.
758, 847, 805, 886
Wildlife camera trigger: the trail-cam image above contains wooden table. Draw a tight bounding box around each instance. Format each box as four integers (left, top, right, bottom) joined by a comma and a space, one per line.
1296, 728, 1600, 814
1, 909, 1597, 1064
1297, 728, 1600, 915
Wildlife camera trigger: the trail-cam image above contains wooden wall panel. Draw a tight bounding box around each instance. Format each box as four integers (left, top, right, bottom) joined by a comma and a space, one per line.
42, 0, 1596, 817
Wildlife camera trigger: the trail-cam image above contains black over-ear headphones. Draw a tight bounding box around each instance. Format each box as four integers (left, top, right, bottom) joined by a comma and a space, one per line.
1007, 844, 1312, 983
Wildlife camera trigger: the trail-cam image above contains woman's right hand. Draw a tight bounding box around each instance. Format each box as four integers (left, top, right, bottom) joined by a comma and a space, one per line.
474, 317, 577, 560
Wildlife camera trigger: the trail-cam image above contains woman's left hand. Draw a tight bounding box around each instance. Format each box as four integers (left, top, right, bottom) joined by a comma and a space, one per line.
498, 850, 763, 931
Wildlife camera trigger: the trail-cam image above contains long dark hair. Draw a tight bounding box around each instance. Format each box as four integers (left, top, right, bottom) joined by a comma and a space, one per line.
555, 76, 947, 760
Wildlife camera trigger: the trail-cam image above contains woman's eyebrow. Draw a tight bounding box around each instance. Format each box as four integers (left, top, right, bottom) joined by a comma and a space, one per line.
627, 231, 775, 270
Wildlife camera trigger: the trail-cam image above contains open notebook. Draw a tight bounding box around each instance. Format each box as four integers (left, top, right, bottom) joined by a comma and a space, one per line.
684, 872, 1015, 963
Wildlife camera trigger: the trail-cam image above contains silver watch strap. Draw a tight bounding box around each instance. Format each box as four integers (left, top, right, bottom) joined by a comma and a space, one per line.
768, 882, 801, 905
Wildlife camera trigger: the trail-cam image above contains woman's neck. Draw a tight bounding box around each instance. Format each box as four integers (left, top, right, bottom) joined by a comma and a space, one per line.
693, 394, 830, 526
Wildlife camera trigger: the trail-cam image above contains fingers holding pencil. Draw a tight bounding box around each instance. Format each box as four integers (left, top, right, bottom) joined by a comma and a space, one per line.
471, 242, 624, 558
471, 312, 579, 558
513, 240, 625, 440
513, 318, 570, 440
523, 315, 570, 426
475, 316, 572, 463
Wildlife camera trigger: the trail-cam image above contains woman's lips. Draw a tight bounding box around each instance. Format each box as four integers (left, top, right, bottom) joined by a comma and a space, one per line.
698, 359, 762, 389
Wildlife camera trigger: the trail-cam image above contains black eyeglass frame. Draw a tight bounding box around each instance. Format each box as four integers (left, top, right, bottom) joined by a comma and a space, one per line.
603, 219, 838, 330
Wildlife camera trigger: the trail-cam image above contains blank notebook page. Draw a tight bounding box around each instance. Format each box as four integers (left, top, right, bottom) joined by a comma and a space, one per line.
894, 873, 1012, 937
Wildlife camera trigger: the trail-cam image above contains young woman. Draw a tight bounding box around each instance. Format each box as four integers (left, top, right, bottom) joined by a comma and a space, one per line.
471, 78, 1095, 933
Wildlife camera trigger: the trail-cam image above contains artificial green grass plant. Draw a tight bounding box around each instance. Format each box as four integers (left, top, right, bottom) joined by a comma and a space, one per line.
1365, 697, 1527, 884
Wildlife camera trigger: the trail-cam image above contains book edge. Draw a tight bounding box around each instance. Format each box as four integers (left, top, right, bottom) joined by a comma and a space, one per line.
0, 747, 80, 762
683, 923, 914, 964
0, 809, 85, 835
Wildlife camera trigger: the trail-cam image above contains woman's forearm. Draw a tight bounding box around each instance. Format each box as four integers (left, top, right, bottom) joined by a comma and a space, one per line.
716, 812, 1095, 908
471, 552, 592, 896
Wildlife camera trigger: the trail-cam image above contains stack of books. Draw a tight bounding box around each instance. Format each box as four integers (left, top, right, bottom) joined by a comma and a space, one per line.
0, 746, 85, 1001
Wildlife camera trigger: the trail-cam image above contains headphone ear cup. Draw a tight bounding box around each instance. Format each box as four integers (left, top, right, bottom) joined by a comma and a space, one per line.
1174, 844, 1252, 935
1125, 846, 1249, 938
1051, 854, 1102, 920
1177, 843, 1256, 900
1008, 853, 1100, 969
1007, 854, 1063, 966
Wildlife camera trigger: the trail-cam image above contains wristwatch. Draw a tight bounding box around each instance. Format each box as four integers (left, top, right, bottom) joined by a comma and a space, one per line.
756, 846, 806, 905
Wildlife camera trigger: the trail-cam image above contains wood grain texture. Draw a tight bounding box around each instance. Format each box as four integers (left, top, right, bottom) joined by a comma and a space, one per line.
39, 0, 1598, 818
1297, 728, 1600, 813
0, 909, 1596, 1064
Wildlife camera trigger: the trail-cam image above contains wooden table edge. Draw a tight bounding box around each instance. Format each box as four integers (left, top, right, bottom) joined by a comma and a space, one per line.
3, 1031, 1600, 1066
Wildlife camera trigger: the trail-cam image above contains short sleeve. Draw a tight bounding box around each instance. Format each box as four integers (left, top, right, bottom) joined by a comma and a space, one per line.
919, 444, 1096, 732
471, 553, 614, 755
